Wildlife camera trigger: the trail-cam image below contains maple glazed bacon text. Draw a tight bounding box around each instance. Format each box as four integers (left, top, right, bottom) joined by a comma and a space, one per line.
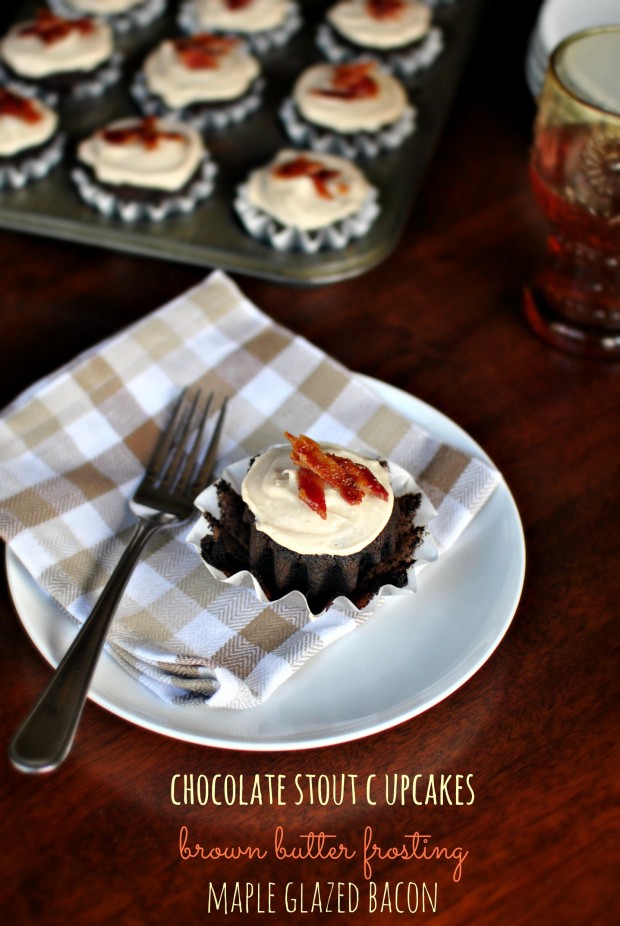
170, 772, 475, 807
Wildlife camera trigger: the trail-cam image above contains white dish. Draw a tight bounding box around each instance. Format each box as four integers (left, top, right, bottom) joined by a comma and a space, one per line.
5, 375, 526, 751
525, 0, 620, 96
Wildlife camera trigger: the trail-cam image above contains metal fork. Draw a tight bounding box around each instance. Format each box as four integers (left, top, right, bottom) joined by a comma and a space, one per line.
9, 388, 226, 775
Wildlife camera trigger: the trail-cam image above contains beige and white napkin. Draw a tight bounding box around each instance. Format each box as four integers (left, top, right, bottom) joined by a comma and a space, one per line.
0, 271, 502, 708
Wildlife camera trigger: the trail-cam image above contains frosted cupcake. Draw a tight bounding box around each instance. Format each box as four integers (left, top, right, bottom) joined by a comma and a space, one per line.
317, 0, 444, 79
280, 60, 416, 159
235, 148, 379, 252
191, 432, 437, 616
178, 0, 302, 55
48, 0, 166, 34
132, 33, 264, 131
0, 9, 121, 107
72, 115, 217, 221
0, 86, 65, 190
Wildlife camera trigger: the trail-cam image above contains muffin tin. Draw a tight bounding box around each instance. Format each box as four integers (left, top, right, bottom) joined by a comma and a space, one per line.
0, 1, 486, 285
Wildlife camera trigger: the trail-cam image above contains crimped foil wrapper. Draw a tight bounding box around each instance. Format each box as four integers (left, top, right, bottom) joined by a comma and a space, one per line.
177, 0, 302, 55
71, 155, 217, 222
279, 96, 416, 160
315, 23, 444, 79
48, 0, 166, 33
0, 133, 66, 190
234, 177, 380, 252
131, 72, 266, 131
187, 449, 438, 620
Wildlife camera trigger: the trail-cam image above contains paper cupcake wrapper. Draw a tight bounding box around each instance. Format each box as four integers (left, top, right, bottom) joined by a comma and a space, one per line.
131, 72, 265, 131
234, 180, 380, 252
178, 0, 302, 55
316, 23, 444, 79
0, 133, 66, 190
0, 53, 122, 108
71, 155, 217, 222
49, 0, 166, 33
279, 96, 416, 160
187, 451, 438, 620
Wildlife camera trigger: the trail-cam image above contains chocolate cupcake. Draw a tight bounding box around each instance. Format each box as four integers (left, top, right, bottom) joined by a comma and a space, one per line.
280, 60, 416, 159
48, 0, 166, 34
234, 148, 380, 252
132, 33, 264, 131
71, 115, 217, 221
191, 433, 437, 616
317, 0, 444, 79
0, 86, 65, 189
0, 9, 122, 108
178, 0, 302, 55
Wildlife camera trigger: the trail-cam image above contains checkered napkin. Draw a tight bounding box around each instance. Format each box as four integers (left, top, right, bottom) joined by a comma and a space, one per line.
0, 271, 502, 709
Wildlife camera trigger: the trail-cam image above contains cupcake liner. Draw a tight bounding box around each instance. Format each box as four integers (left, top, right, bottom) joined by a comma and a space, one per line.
279, 95, 416, 160
131, 71, 266, 131
234, 178, 380, 252
71, 155, 217, 222
177, 0, 302, 55
316, 22, 444, 79
0, 53, 123, 107
48, 0, 166, 34
187, 451, 438, 620
0, 133, 65, 190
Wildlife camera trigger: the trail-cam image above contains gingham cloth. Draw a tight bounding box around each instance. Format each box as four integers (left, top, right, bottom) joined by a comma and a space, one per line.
0, 271, 502, 708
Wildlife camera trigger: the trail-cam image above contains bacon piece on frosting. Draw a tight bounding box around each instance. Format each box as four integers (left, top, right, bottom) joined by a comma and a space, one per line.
367, 0, 406, 19
0, 88, 43, 124
19, 9, 95, 45
273, 155, 348, 199
101, 117, 184, 151
285, 432, 389, 515
174, 33, 238, 70
312, 63, 379, 101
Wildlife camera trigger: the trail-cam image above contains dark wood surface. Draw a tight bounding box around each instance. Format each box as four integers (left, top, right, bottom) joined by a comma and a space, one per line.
1, 3, 618, 924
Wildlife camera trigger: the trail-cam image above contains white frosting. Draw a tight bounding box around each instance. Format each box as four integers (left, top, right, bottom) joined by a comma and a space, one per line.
143, 38, 260, 107
58, 0, 146, 13
0, 17, 113, 79
242, 444, 394, 556
0, 95, 58, 156
293, 62, 407, 133
190, 0, 292, 33
77, 118, 206, 191
327, 0, 431, 50
245, 148, 374, 231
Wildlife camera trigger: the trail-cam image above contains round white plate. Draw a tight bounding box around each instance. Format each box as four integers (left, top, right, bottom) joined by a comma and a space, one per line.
6, 376, 526, 751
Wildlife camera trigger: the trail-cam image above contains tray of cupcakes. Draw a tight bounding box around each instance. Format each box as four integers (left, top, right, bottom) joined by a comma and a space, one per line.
0, 1, 485, 285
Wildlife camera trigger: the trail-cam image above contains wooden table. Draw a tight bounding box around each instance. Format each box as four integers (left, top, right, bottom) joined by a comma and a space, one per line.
1, 3, 618, 924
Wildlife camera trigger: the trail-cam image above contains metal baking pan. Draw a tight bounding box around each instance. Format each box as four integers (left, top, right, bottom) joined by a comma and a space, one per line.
0, 0, 486, 285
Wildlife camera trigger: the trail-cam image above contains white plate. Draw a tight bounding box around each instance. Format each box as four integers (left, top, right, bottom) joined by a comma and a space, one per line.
5, 376, 526, 751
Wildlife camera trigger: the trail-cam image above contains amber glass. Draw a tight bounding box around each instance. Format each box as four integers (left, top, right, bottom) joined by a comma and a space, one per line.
524, 27, 620, 359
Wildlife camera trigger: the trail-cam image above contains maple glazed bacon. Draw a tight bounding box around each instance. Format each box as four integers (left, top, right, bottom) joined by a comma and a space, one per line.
0, 89, 57, 157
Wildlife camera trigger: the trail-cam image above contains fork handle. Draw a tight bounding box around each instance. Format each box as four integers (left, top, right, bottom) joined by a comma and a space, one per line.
9, 519, 162, 774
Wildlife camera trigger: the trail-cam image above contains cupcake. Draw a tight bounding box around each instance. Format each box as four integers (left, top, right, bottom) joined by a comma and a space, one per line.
71, 115, 217, 221
0, 9, 122, 107
132, 33, 264, 131
192, 432, 437, 615
0, 86, 65, 190
317, 0, 444, 79
178, 0, 302, 55
48, 0, 166, 34
234, 148, 379, 252
280, 60, 416, 159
